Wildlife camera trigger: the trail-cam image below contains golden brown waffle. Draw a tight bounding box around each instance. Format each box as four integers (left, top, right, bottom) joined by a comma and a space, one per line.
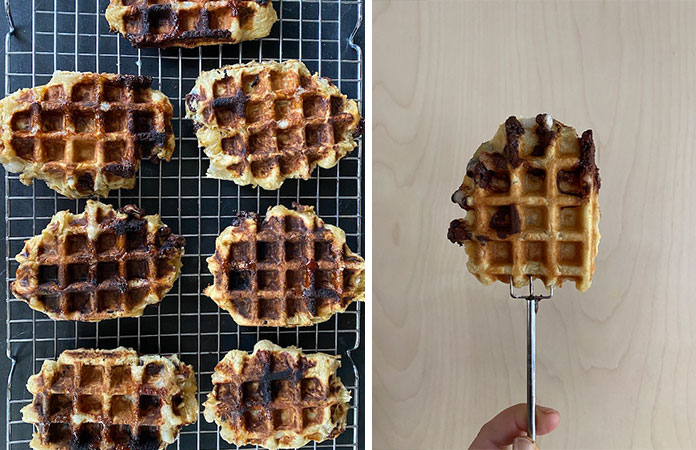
105, 0, 277, 48
185, 60, 362, 190
12, 200, 185, 321
21, 347, 198, 450
0, 71, 175, 198
448, 114, 601, 291
205, 204, 365, 327
203, 340, 350, 449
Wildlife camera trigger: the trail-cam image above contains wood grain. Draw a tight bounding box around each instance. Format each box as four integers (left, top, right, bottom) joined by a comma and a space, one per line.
372, 1, 696, 448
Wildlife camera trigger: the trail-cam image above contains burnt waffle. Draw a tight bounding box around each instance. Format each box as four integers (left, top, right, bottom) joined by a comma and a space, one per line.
205, 204, 365, 327
21, 347, 198, 450
12, 200, 185, 321
185, 60, 362, 190
203, 340, 350, 449
105, 0, 278, 48
0, 71, 175, 198
448, 114, 601, 291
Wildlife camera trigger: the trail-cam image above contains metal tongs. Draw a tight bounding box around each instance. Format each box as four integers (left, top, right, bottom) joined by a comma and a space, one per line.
509, 276, 553, 442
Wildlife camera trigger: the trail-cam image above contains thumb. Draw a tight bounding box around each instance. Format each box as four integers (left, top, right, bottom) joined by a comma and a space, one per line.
513, 437, 537, 450
469, 404, 560, 449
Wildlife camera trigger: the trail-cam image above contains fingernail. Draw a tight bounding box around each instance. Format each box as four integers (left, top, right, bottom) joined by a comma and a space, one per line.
513, 437, 536, 450
538, 405, 557, 414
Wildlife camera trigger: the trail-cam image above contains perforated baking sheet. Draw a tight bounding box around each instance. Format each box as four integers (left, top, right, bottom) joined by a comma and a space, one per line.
2, 0, 364, 448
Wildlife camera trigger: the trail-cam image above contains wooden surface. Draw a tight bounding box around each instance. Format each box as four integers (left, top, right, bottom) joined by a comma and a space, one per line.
372, 1, 696, 448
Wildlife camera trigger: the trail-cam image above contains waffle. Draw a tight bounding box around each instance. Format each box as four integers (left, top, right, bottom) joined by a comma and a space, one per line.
0, 71, 175, 198
203, 340, 351, 449
12, 200, 185, 321
204, 204, 365, 327
448, 114, 601, 292
105, 0, 278, 48
185, 60, 362, 190
21, 347, 198, 450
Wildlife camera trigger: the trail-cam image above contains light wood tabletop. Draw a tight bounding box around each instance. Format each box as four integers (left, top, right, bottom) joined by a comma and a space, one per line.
373, 1, 696, 448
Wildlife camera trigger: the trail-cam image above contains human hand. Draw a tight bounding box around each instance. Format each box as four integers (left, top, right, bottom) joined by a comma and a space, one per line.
469, 403, 560, 449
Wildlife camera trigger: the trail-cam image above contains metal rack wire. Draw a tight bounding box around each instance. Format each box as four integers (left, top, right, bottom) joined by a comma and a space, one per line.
2, 0, 364, 448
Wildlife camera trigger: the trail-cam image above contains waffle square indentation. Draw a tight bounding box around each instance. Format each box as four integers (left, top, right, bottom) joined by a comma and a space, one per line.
103, 110, 126, 133
302, 407, 324, 428
559, 242, 583, 266
11, 110, 31, 131
79, 365, 104, 389
77, 394, 102, 415
257, 270, 280, 291
73, 111, 96, 133
71, 83, 97, 103
42, 139, 66, 162
258, 297, 281, 320
47, 423, 71, 444
284, 240, 304, 261
72, 140, 96, 163
301, 378, 325, 401
257, 241, 279, 262
102, 83, 123, 103
66, 234, 88, 255
302, 95, 328, 118
525, 241, 547, 264
243, 408, 268, 433
522, 168, 546, 195
48, 394, 72, 421
228, 270, 251, 291
41, 110, 65, 133
138, 395, 161, 423
272, 408, 297, 430
97, 290, 121, 312
522, 206, 548, 232
560, 206, 583, 231
487, 241, 512, 266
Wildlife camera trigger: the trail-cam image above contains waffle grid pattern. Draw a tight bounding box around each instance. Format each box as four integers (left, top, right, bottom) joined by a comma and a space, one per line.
186, 60, 360, 190
21, 349, 197, 449
106, 0, 278, 48
4, 0, 363, 448
450, 115, 600, 291
11, 201, 185, 322
205, 205, 364, 327
203, 341, 350, 449
0, 72, 174, 198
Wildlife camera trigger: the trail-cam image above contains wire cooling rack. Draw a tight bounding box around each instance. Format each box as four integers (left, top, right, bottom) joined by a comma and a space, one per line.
2, 0, 364, 448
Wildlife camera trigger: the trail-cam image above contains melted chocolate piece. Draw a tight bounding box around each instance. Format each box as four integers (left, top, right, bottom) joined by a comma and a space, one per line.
447, 219, 472, 244
489, 205, 521, 238
578, 129, 601, 190
532, 113, 556, 157
503, 116, 525, 167
466, 152, 510, 193
557, 130, 600, 198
